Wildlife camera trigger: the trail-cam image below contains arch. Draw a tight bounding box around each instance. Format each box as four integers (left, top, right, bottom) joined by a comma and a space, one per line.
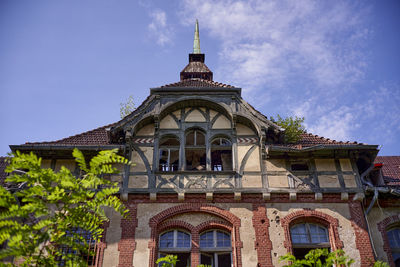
159, 98, 233, 122
280, 209, 343, 253
148, 204, 242, 267
378, 214, 400, 267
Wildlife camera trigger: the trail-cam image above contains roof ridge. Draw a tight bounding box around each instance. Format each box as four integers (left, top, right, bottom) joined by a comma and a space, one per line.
160, 78, 236, 88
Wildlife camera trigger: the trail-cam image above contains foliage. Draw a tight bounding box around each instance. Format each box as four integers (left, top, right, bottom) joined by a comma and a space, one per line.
156, 255, 178, 267
279, 248, 354, 267
373, 261, 390, 267
0, 149, 130, 267
270, 114, 306, 144
120, 95, 135, 118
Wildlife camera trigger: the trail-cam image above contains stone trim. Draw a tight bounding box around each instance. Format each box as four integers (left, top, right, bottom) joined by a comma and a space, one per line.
280, 209, 343, 254
147, 203, 243, 267
118, 204, 138, 267
252, 203, 273, 267
349, 202, 375, 266
377, 214, 400, 267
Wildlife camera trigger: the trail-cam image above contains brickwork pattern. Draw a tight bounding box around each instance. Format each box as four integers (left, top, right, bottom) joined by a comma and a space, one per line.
349, 202, 375, 266
147, 203, 243, 267
280, 209, 343, 253
252, 203, 273, 267
118, 204, 138, 267
96, 221, 110, 267
377, 214, 400, 267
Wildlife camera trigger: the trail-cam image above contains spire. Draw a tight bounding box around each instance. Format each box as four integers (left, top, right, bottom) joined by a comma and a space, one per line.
193, 19, 200, 54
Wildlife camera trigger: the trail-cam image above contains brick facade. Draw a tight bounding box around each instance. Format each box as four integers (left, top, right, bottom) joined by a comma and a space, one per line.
252, 203, 273, 267
280, 209, 344, 253
147, 203, 243, 267
118, 203, 138, 267
349, 201, 376, 266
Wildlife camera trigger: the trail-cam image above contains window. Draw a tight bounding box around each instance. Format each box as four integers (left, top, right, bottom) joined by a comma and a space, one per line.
290, 223, 330, 259
200, 230, 232, 267
159, 136, 180, 171
159, 230, 191, 267
291, 162, 309, 171
56, 228, 97, 267
185, 130, 206, 171
387, 227, 400, 266
211, 137, 232, 171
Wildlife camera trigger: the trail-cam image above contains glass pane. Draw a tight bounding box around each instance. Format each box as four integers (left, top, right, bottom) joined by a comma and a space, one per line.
216, 231, 231, 247
176, 231, 191, 248
175, 253, 191, 267
200, 232, 214, 248
310, 224, 328, 243
291, 224, 309, 244
159, 149, 169, 171
160, 231, 174, 248
160, 137, 180, 146
212, 138, 231, 146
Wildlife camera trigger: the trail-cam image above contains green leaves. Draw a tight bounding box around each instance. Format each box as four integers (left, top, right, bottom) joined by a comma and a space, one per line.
0, 149, 130, 266
279, 248, 354, 267
156, 254, 179, 267
120, 95, 135, 119
270, 114, 306, 144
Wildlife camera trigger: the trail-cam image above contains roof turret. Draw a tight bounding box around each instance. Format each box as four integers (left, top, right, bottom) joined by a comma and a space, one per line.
180, 20, 213, 81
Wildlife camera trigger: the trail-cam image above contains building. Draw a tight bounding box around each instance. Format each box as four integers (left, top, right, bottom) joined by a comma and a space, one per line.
2, 21, 400, 267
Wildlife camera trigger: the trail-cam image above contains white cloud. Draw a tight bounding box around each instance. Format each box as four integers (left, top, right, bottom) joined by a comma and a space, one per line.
148, 9, 173, 46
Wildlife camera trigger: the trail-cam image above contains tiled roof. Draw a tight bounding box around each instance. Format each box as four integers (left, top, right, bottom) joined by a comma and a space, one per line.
160, 78, 236, 88
24, 123, 117, 146
181, 62, 212, 73
0, 157, 9, 186
375, 156, 400, 186
272, 132, 360, 149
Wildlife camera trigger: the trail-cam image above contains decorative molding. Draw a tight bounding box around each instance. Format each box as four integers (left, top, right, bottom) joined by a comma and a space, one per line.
132, 138, 154, 144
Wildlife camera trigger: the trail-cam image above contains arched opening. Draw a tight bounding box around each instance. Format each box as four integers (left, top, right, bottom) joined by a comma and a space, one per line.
199, 230, 232, 267
387, 227, 400, 266
185, 129, 206, 171
290, 223, 330, 259
158, 230, 191, 267
211, 136, 232, 171
159, 135, 180, 171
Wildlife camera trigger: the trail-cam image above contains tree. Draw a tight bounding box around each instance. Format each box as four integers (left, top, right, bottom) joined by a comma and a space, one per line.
270, 114, 306, 144
120, 95, 135, 118
0, 149, 130, 266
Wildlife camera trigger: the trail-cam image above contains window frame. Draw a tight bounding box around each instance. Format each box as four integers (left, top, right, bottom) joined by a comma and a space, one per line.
158, 135, 180, 172
387, 227, 400, 262
290, 223, 330, 249
158, 229, 192, 253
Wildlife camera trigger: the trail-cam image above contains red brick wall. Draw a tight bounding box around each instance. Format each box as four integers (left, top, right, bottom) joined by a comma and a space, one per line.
147, 203, 243, 267
252, 203, 273, 267
280, 209, 343, 253
118, 204, 138, 267
349, 202, 375, 266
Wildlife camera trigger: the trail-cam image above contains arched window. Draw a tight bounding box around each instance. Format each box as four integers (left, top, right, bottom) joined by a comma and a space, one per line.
56, 228, 97, 266
159, 136, 180, 171
159, 230, 191, 267
185, 129, 206, 171
199, 230, 232, 267
211, 137, 232, 171
387, 227, 400, 266
290, 223, 330, 259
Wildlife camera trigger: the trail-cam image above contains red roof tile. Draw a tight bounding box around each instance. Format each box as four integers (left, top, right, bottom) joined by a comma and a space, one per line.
160, 78, 236, 88
375, 156, 400, 186
25, 123, 116, 146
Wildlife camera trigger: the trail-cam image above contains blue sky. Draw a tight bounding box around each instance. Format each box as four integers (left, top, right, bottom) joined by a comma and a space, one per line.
0, 0, 399, 156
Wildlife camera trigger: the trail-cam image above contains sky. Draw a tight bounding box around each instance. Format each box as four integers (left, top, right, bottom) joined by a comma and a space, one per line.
0, 0, 399, 156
